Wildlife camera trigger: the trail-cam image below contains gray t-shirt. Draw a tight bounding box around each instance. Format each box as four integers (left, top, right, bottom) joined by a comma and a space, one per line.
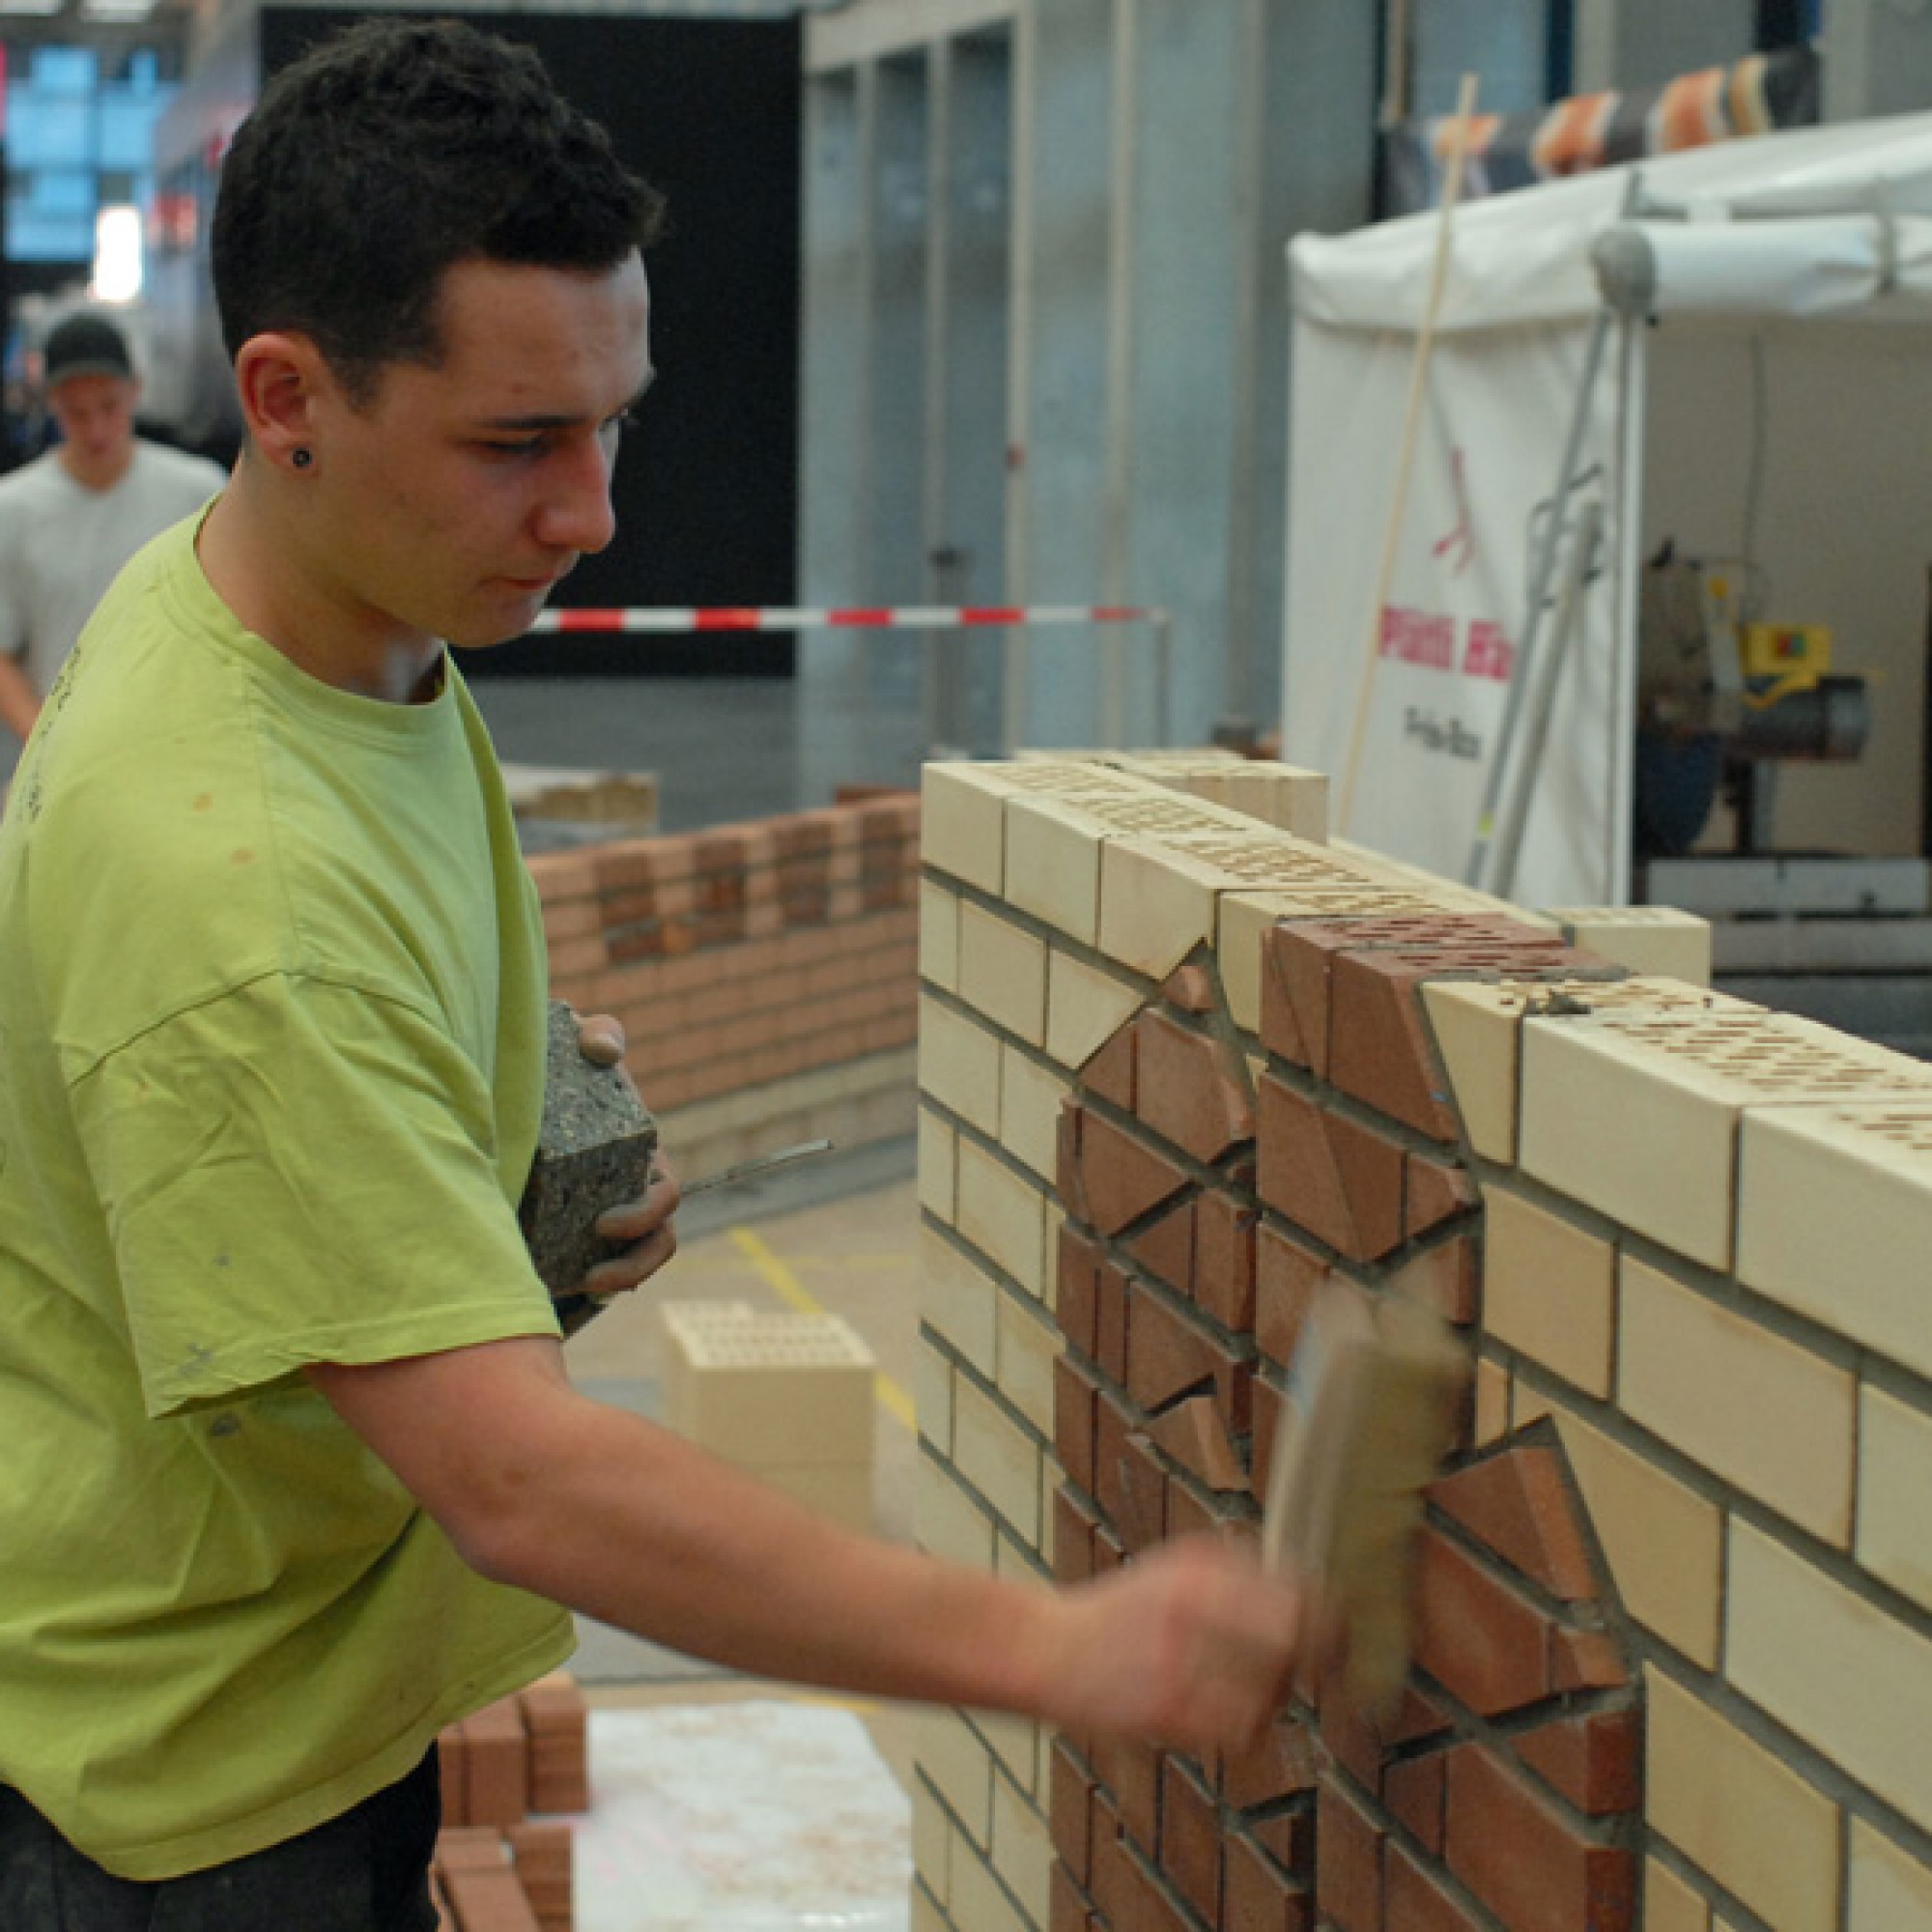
0, 440, 228, 697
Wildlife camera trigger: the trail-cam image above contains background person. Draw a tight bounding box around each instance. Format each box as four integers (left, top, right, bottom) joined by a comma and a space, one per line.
0, 312, 227, 743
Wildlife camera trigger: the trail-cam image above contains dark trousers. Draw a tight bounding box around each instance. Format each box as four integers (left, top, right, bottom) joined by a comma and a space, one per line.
0, 1747, 441, 1932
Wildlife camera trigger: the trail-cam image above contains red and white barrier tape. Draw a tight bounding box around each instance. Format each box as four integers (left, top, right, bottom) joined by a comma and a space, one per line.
529, 603, 1164, 634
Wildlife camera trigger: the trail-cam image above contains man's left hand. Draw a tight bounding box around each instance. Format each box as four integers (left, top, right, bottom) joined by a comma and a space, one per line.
572, 1009, 681, 1295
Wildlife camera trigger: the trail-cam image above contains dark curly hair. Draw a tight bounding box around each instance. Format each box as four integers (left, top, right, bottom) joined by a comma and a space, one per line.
213, 18, 665, 400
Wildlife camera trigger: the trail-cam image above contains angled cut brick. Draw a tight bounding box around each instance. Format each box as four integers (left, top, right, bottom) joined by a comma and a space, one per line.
1384, 1844, 1486, 1932
1134, 1008, 1256, 1164
1054, 1354, 1099, 1494
1127, 1196, 1196, 1298
1059, 1100, 1191, 1236
1094, 1389, 1136, 1528
1406, 1151, 1478, 1238
1324, 1106, 1407, 1262
1513, 1705, 1641, 1816
1224, 1833, 1314, 1932
1095, 1260, 1130, 1383
1053, 1488, 1099, 1583
1256, 1222, 1328, 1366
1257, 1078, 1354, 1256
1080, 1023, 1138, 1112
1409, 1528, 1552, 1717
1427, 1444, 1597, 1602
1050, 1740, 1095, 1882
1195, 1190, 1258, 1332
1315, 1775, 1385, 1932
1162, 960, 1217, 1014
1148, 1393, 1250, 1493
1126, 1283, 1222, 1411
1384, 1753, 1447, 1853
1057, 1222, 1103, 1358
1158, 1757, 1223, 1925
1115, 1432, 1169, 1554
1091, 1734, 1162, 1858
1219, 1715, 1319, 1810
1443, 1745, 1635, 1932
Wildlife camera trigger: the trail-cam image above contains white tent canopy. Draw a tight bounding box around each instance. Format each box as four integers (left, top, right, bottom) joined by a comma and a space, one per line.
1283, 111, 1932, 905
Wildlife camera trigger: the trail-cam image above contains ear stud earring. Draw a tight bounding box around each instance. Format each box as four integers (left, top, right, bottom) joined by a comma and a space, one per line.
292, 448, 313, 470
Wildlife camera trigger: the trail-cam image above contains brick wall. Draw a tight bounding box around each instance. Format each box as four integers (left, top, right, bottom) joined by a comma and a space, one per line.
529, 791, 919, 1184
914, 755, 1932, 1932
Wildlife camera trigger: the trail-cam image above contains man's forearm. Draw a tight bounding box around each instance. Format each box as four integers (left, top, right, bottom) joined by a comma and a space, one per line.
0, 655, 40, 742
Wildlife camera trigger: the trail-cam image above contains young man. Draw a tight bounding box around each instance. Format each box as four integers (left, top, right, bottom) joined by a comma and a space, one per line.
0, 22, 1313, 1929
0, 313, 227, 742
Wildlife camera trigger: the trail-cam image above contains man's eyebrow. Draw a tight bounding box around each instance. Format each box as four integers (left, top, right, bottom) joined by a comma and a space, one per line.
474, 373, 656, 434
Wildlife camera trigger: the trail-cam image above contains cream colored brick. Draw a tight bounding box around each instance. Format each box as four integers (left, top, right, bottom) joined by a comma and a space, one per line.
919, 1222, 997, 1375
1729, 1516, 1932, 1837
1645, 1664, 1840, 1932
663, 1310, 874, 1464
1542, 1394, 1723, 1666
912, 1778, 951, 1903
920, 878, 960, 993
1548, 904, 1713, 986
1419, 980, 1523, 1162
918, 1106, 956, 1222
1483, 1180, 1616, 1398
949, 1841, 1029, 1932
1859, 1384, 1932, 1612
1474, 1356, 1511, 1446
1098, 836, 1226, 980
957, 901, 1048, 1047
1848, 1819, 1932, 1930
1253, 762, 1330, 841
912, 1881, 947, 1932
1005, 794, 1108, 947
1740, 1100, 1932, 1382
1644, 1859, 1712, 1932
918, 1707, 993, 1843
920, 994, 1002, 1135
991, 1771, 1056, 1923
953, 1376, 1043, 1543
916, 1332, 955, 1455
922, 762, 1010, 894
999, 1043, 1066, 1181
1220, 892, 1299, 1037
916, 1456, 997, 1572
955, 1139, 1049, 1298
1521, 1005, 1931, 1270
1619, 1256, 1855, 1546
972, 1709, 1041, 1801
1043, 947, 1148, 1069
995, 1289, 1059, 1437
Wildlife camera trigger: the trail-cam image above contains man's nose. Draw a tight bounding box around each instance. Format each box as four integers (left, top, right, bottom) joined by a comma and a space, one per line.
534, 438, 617, 556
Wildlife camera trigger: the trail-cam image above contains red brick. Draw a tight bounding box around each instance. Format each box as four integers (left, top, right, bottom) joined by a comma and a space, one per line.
1051, 1740, 1095, 1881
1162, 960, 1217, 1014
1389, 1236, 1478, 1325
1428, 1445, 1598, 1602
1552, 1626, 1630, 1692
1324, 1106, 1407, 1262
1384, 1751, 1447, 1852
1147, 1393, 1250, 1494
1092, 1735, 1163, 1859
1513, 1704, 1642, 1816
1315, 1776, 1383, 1932
462, 1699, 529, 1829
1259, 925, 1317, 1068
1218, 1715, 1319, 1810
1261, 923, 1351, 1074
1250, 1806, 1314, 1875
1444, 1745, 1636, 1932
1157, 1755, 1222, 1925
1134, 1009, 1255, 1164
1096, 1259, 1131, 1384
1385, 1842, 1488, 1932
1055, 1354, 1100, 1494
1406, 1151, 1479, 1239
1126, 1283, 1221, 1411
1116, 1432, 1169, 1554
1054, 1487, 1100, 1583
1081, 1022, 1138, 1112
1164, 1473, 1225, 1542
437, 1727, 470, 1829
1061, 1102, 1193, 1237
1128, 1197, 1197, 1299
1410, 1528, 1553, 1717
1326, 949, 1467, 1140
1316, 1668, 1386, 1789
1256, 1078, 1354, 1254
440, 1863, 541, 1932
1058, 1223, 1105, 1358
1224, 1833, 1314, 1932
1094, 1390, 1137, 1528
1194, 1190, 1258, 1332
1050, 1862, 1094, 1932
526, 849, 599, 904
1254, 1222, 1326, 1367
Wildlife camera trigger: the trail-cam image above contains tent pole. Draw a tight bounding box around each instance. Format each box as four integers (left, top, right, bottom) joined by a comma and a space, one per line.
1333, 71, 1481, 838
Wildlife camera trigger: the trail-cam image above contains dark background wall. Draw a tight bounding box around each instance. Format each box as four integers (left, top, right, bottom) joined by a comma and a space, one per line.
258, 9, 803, 676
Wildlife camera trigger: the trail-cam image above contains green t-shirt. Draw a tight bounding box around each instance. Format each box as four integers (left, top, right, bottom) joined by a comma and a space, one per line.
0, 517, 574, 1879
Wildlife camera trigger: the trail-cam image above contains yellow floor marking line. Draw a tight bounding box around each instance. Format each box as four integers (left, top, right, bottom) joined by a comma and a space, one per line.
728, 1226, 918, 1434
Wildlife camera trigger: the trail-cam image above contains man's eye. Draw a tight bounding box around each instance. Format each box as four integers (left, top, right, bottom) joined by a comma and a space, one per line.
479, 437, 546, 458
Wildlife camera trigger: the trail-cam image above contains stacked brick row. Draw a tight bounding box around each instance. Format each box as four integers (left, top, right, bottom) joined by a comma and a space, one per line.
915, 752, 1932, 1932
528, 792, 919, 1181
431, 1673, 588, 1932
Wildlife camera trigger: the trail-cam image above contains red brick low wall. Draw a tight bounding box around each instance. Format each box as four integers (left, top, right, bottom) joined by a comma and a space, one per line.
527, 793, 920, 1179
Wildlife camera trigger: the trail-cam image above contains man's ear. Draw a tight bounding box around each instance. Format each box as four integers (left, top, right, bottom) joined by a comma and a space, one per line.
233, 332, 330, 474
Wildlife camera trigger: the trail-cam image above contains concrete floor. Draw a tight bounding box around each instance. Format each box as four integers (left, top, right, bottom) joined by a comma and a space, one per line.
562, 1175, 925, 1796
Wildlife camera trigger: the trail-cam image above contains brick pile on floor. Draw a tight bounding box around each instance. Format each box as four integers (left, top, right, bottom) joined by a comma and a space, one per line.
429, 1670, 588, 1932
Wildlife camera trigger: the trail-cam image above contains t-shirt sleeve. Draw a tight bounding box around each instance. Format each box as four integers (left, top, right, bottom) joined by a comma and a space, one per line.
71, 971, 558, 1419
